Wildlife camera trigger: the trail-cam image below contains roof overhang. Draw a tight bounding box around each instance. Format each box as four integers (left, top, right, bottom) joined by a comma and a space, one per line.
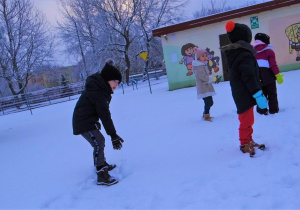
152, 0, 299, 37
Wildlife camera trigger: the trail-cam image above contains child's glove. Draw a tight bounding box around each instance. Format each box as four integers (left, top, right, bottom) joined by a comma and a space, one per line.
275, 73, 284, 84
253, 90, 268, 109
213, 75, 221, 84
111, 133, 124, 150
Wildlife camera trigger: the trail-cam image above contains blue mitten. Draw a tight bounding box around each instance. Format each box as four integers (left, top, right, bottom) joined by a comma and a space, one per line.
253, 90, 267, 109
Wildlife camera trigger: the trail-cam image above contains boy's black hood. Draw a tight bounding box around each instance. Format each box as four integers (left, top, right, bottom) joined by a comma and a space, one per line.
85, 73, 113, 94
222, 40, 256, 66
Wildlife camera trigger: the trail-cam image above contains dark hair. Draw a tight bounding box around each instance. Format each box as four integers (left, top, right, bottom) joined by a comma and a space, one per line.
181, 43, 196, 56
254, 33, 270, 44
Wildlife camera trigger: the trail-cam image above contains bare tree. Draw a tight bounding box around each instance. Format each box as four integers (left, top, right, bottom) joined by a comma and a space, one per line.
57, 0, 111, 78
193, 0, 230, 19
0, 0, 53, 95
91, 0, 143, 84
136, 0, 188, 73
241, 0, 260, 7
192, 0, 266, 19
56, 0, 189, 85
57, 0, 89, 76
91, 0, 188, 84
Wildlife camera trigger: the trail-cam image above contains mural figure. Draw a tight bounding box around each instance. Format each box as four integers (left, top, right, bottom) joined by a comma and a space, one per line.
285, 23, 300, 61
179, 43, 197, 76
179, 43, 221, 77
205, 48, 220, 74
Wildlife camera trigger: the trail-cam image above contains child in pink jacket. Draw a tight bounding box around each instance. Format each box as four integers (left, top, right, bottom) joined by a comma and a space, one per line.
253, 33, 284, 114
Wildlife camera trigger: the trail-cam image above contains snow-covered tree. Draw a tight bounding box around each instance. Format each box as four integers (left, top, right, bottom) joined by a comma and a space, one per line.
57, 0, 188, 85
136, 0, 188, 73
0, 0, 54, 95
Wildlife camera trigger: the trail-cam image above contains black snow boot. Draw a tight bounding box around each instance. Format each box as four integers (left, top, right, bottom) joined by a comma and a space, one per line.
104, 161, 117, 171
269, 107, 279, 114
97, 166, 118, 186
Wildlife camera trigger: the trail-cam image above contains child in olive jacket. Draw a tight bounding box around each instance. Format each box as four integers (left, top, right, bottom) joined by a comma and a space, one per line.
223, 21, 267, 157
72, 60, 124, 186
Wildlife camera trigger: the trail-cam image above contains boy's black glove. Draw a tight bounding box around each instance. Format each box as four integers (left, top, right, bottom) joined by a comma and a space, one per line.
111, 133, 124, 150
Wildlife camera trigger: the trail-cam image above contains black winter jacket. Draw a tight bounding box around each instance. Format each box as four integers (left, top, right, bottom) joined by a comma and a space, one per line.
223, 41, 262, 114
72, 73, 116, 135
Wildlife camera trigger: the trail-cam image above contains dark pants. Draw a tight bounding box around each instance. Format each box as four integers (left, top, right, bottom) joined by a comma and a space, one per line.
81, 130, 106, 168
202, 96, 213, 114
259, 82, 279, 114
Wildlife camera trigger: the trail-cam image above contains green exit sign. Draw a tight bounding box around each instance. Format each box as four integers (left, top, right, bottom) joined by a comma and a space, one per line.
250, 16, 259, 29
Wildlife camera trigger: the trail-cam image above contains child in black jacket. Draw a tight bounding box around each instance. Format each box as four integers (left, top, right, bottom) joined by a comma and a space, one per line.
222, 21, 267, 157
72, 60, 124, 186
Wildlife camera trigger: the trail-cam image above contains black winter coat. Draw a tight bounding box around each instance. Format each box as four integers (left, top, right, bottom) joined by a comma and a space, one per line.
223, 41, 262, 114
72, 73, 116, 135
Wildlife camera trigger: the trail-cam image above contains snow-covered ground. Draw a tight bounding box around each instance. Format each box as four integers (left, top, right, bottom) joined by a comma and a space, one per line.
1, 70, 300, 209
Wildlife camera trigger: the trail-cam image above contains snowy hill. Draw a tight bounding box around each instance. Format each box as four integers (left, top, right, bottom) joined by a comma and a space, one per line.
0, 70, 300, 209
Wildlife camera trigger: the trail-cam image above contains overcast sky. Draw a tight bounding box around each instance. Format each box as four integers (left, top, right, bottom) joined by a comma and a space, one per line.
33, 0, 59, 26
34, 0, 273, 26
189, 0, 272, 9
32, 0, 273, 66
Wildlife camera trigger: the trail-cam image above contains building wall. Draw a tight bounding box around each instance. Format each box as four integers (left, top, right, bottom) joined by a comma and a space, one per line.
253, 5, 300, 71
27, 65, 77, 91
161, 4, 300, 90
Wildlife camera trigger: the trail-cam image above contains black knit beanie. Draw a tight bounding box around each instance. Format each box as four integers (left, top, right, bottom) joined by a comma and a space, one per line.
225, 21, 252, 43
100, 63, 122, 83
254, 33, 270, 44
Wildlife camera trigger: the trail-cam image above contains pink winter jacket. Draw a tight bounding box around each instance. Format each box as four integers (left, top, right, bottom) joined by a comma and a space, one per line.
253, 40, 280, 86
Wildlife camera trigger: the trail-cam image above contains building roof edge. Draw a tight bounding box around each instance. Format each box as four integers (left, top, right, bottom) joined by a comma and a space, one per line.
152, 0, 298, 37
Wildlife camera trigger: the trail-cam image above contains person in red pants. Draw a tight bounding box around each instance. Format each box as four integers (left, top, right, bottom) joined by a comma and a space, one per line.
223, 21, 267, 157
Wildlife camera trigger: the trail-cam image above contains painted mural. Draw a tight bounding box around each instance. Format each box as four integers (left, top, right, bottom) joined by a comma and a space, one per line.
179, 43, 196, 76
269, 14, 300, 68
285, 23, 300, 61
205, 47, 220, 73
179, 43, 220, 76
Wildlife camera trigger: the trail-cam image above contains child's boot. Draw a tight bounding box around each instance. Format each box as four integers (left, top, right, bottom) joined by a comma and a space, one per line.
240, 142, 255, 157
250, 140, 265, 150
104, 161, 117, 171
186, 70, 193, 76
96, 166, 118, 186
269, 107, 279, 114
203, 114, 212, 122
